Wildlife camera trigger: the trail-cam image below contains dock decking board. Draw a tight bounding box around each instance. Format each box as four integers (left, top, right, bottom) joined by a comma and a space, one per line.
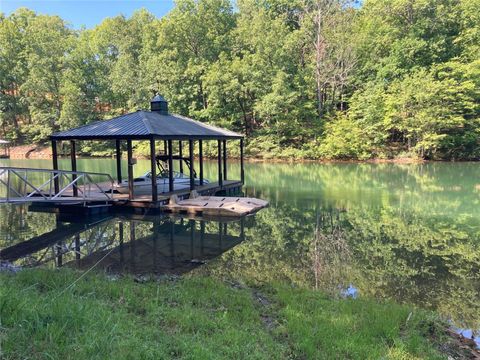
6, 180, 246, 215
110, 180, 243, 209
162, 195, 269, 217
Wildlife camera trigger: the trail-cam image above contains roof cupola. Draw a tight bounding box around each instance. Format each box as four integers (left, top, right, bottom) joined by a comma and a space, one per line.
150, 94, 168, 115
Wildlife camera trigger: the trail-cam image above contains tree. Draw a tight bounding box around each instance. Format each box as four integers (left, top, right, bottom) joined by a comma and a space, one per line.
91, 10, 156, 114
20, 14, 73, 141
306, 0, 357, 116
144, 0, 235, 116
59, 30, 105, 130
0, 9, 35, 141
204, 0, 319, 145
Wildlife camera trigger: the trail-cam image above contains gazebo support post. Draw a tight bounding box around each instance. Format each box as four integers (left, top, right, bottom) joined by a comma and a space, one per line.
217, 140, 223, 187
222, 139, 227, 180
200, 221, 205, 256
163, 141, 167, 155
115, 140, 122, 184
240, 138, 245, 184
168, 140, 174, 192
51, 140, 59, 194
199, 140, 204, 185
130, 221, 136, 263
189, 219, 195, 259
169, 221, 175, 258
150, 139, 158, 202
240, 216, 245, 239
179, 141, 183, 173
189, 139, 195, 191
75, 234, 81, 261
70, 140, 78, 197
127, 140, 134, 200
218, 222, 223, 249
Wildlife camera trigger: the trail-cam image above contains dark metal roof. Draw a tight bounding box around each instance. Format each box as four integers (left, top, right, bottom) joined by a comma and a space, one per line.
50, 111, 243, 140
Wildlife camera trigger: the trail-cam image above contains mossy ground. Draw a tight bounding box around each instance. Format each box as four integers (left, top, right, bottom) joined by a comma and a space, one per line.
0, 269, 452, 359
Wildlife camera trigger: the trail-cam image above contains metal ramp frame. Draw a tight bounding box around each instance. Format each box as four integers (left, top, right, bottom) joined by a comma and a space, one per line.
0, 167, 116, 206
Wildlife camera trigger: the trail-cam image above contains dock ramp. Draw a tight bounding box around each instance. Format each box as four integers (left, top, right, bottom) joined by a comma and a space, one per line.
0, 167, 115, 206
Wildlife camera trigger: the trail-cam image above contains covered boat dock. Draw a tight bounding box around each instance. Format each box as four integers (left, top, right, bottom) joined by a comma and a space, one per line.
48, 95, 245, 209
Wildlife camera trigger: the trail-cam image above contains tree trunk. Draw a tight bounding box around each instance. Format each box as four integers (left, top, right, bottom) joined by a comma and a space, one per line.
238, 98, 249, 136
315, 10, 325, 118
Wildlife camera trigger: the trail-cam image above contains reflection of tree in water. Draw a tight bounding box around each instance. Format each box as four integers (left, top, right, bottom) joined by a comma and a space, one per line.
244, 162, 480, 217
312, 210, 351, 294
347, 207, 480, 329
202, 205, 320, 286
203, 202, 480, 328
0, 205, 56, 247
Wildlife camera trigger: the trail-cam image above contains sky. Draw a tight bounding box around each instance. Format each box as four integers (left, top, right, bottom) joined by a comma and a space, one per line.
0, 0, 175, 29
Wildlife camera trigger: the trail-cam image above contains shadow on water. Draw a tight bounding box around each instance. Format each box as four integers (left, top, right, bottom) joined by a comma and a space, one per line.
0, 211, 248, 276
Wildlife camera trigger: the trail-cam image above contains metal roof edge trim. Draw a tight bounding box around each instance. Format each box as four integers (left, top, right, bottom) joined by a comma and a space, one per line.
50, 134, 243, 141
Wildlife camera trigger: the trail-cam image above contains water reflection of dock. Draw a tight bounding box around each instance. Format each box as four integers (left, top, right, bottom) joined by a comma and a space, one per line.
0, 215, 112, 263
0, 214, 246, 275
72, 217, 245, 275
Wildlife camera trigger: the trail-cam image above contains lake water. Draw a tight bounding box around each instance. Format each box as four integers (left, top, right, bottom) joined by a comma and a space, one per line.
1, 158, 480, 334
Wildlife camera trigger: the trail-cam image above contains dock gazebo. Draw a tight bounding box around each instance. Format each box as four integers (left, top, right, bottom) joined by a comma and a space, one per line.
50, 95, 245, 204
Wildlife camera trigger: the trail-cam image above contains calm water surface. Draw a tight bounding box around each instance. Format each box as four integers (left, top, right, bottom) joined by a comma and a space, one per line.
1, 158, 479, 332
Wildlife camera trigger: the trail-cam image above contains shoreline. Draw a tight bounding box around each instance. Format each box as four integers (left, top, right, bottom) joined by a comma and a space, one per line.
4, 144, 477, 164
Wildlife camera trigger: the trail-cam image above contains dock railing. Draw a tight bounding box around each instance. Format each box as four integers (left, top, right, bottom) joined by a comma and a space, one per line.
0, 167, 115, 206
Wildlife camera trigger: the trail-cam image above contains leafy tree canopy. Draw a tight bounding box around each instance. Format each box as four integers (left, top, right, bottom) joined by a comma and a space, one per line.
0, 0, 478, 160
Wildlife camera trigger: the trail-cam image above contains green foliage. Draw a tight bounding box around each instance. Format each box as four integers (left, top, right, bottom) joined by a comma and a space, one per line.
319, 113, 373, 159
342, 0, 480, 160
20, 14, 73, 142
0, 0, 479, 159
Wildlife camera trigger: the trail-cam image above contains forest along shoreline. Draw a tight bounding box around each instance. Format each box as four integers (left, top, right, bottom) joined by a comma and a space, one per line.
2, 1, 479, 163
3, 144, 454, 164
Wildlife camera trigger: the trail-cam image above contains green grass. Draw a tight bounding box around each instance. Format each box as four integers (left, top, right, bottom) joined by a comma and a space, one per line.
273, 285, 444, 359
0, 270, 449, 359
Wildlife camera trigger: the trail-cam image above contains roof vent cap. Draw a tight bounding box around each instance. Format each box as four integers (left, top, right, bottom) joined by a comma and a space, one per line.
150, 94, 168, 115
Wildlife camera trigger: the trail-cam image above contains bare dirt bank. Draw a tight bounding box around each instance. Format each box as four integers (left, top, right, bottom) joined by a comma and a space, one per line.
5, 145, 447, 164
8, 145, 52, 159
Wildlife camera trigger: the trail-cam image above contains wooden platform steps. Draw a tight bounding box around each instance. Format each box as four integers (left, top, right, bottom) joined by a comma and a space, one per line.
162, 191, 268, 217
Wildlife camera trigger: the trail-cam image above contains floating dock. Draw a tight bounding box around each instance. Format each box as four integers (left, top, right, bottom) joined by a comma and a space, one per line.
162, 192, 269, 217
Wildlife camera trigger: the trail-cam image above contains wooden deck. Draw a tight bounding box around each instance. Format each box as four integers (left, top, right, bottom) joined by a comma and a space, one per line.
26, 180, 245, 214
111, 180, 243, 208
162, 194, 269, 217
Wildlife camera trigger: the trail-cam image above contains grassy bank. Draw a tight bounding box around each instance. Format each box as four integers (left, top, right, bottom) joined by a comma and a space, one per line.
0, 269, 462, 359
